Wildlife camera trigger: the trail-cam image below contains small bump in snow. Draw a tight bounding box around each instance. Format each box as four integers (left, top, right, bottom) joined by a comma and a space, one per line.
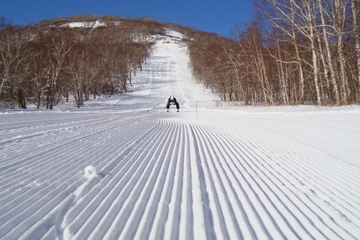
84, 165, 97, 176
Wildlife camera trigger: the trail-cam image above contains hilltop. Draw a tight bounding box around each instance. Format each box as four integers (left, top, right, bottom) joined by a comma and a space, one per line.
0, 15, 223, 110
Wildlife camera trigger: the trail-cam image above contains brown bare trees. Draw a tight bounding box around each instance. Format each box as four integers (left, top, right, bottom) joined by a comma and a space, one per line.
187, 0, 360, 106
0, 25, 32, 108
0, 16, 155, 109
2, 6, 360, 108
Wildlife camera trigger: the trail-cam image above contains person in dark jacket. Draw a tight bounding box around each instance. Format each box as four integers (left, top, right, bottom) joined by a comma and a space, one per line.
166, 96, 179, 112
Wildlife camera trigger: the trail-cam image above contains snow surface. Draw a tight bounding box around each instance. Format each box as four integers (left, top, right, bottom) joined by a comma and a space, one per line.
63, 21, 107, 28
1, 33, 360, 240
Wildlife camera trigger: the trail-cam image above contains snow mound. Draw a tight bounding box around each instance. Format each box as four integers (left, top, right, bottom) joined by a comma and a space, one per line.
84, 165, 97, 176
164, 28, 183, 39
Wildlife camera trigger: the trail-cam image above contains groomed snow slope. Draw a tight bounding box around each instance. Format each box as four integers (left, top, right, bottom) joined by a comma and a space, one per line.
1, 32, 360, 240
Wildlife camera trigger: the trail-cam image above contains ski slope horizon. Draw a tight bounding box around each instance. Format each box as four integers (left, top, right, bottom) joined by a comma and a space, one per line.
1, 30, 360, 239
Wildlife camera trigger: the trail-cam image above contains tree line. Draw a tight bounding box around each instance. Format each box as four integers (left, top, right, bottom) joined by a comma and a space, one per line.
188, 0, 360, 106
0, 16, 159, 109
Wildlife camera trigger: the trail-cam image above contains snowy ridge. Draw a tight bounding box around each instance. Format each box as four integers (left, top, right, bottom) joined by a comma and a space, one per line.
61, 20, 108, 28
1, 33, 360, 239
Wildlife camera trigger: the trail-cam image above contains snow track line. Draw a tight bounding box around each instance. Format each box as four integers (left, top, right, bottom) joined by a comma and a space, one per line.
191, 124, 269, 239
211, 124, 358, 239
65, 118, 164, 238
192, 124, 264, 239
162, 122, 186, 240
228, 136, 344, 239
68, 118, 172, 239
192, 125, 238, 239
0, 117, 116, 187
213, 129, 317, 238
234, 121, 360, 228
0, 113, 160, 240
0, 116, 131, 198
180, 120, 359, 239
122, 121, 181, 239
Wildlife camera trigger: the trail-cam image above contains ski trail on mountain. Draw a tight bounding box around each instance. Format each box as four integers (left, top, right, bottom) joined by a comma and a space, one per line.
1, 33, 360, 240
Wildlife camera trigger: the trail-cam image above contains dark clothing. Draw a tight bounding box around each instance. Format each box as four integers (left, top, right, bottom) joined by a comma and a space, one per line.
166, 96, 179, 109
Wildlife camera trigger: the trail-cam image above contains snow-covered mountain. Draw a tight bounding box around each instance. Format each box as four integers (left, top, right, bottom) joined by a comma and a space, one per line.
1, 31, 360, 239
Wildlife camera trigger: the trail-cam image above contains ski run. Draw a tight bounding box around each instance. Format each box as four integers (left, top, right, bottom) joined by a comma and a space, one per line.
1, 30, 360, 240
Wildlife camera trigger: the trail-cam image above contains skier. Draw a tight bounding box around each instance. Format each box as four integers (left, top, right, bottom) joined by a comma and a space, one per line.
166, 96, 180, 112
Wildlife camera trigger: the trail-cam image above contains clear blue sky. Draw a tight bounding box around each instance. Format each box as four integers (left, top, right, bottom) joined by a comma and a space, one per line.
0, 0, 254, 37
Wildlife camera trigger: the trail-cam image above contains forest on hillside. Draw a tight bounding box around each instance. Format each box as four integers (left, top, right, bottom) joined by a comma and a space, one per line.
1, 0, 360, 108
189, 0, 360, 106
0, 16, 159, 109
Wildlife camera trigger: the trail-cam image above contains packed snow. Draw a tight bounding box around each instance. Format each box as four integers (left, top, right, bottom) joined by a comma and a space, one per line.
1, 32, 360, 240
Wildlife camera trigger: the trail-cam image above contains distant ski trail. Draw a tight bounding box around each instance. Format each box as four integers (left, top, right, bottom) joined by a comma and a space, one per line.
1, 35, 360, 240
